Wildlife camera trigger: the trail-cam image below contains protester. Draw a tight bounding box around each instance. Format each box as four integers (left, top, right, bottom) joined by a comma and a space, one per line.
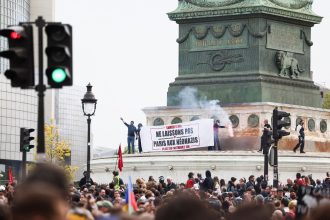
79, 171, 95, 188
120, 117, 137, 154
2, 163, 330, 220
212, 119, 225, 151
185, 172, 194, 189
165, 177, 176, 192
258, 119, 272, 153
293, 120, 305, 153
12, 163, 70, 220
0, 204, 11, 220
112, 170, 124, 191
201, 170, 214, 191
136, 123, 143, 153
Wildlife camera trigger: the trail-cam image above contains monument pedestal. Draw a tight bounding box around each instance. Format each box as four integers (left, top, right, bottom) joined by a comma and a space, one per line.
143, 102, 330, 152
91, 151, 330, 184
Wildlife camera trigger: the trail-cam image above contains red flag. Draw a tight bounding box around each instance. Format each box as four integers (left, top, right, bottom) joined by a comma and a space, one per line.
118, 145, 123, 172
8, 166, 13, 185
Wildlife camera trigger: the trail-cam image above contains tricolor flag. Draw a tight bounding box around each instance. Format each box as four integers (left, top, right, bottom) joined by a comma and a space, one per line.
123, 176, 138, 214
118, 144, 123, 172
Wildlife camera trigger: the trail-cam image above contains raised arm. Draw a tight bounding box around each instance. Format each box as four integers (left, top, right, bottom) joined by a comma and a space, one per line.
120, 117, 129, 127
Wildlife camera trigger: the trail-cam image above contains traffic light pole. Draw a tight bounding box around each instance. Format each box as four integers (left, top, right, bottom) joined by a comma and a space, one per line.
273, 140, 279, 188
22, 151, 26, 179
35, 17, 46, 157
264, 152, 268, 182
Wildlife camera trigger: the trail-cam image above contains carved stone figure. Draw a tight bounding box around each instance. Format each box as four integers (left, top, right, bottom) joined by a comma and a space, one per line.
275, 51, 304, 78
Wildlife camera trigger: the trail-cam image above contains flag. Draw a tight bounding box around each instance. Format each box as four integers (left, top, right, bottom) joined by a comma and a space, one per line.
123, 176, 138, 214
118, 144, 123, 172
8, 166, 13, 184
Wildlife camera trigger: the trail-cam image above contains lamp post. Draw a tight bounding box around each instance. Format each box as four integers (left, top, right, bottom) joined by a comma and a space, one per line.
81, 83, 97, 185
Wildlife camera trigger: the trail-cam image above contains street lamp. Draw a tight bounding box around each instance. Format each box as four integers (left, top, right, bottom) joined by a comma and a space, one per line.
81, 83, 97, 185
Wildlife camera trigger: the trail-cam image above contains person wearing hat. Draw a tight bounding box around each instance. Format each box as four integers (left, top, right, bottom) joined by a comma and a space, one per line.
120, 117, 137, 154
96, 200, 113, 216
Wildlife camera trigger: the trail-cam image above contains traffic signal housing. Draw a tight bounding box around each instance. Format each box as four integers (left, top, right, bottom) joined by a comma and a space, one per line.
45, 24, 72, 88
0, 25, 35, 88
20, 128, 35, 152
272, 107, 291, 141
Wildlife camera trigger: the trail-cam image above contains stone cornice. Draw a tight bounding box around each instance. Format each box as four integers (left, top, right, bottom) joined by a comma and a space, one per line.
142, 102, 330, 114
168, 4, 322, 24
169, 73, 320, 89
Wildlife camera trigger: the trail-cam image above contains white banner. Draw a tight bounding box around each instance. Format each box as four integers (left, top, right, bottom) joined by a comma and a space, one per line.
141, 119, 214, 152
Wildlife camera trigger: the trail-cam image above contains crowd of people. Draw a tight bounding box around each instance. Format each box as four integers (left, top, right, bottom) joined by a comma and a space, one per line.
1, 163, 330, 220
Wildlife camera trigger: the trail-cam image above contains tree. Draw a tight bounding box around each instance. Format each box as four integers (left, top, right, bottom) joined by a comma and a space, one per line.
44, 120, 77, 182
322, 92, 330, 109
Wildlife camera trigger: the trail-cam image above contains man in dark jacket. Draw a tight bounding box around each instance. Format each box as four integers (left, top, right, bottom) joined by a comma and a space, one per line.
201, 170, 214, 191
245, 175, 255, 190
293, 120, 305, 153
79, 171, 94, 188
258, 119, 272, 153
120, 117, 137, 154
165, 177, 177, 192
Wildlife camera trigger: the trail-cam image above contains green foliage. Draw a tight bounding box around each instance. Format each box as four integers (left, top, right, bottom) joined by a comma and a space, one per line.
322, 92, 330, 109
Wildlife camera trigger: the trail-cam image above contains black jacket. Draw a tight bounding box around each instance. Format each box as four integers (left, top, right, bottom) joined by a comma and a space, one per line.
201, 177, 214, 191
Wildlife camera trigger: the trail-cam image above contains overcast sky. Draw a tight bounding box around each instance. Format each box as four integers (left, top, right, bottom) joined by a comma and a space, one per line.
55, 0, 330, 149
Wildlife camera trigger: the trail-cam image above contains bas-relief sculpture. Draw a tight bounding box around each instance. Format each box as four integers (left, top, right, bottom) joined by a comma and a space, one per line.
275, 51, 304, 78
198, 52, 244, 71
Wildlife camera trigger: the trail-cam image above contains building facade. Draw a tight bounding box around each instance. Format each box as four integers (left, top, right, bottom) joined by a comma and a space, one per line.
54, 86, 88, 178
0, 0, 38, 184
0, 0, 88, 183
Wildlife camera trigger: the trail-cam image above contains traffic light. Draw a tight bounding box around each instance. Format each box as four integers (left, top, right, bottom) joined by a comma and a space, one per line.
272, 107, 291, 141
20, 128, 35, 152
45, 24, 72, 88
0, 25, 35, 88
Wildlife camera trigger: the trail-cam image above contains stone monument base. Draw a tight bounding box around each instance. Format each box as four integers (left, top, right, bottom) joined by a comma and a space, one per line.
142, 102, 330, 152
91, 151, 330, 184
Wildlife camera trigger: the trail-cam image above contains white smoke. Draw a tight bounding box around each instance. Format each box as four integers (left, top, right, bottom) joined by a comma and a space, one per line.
177, 87, 234, 137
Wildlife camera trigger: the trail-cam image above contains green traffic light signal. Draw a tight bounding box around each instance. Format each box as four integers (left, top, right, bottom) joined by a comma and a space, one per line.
51, 68, 67, 83
45, 24, 72, 88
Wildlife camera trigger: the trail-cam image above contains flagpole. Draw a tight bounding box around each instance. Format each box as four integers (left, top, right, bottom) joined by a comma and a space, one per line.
114, 150, 118, 171
114, 144, 120, 171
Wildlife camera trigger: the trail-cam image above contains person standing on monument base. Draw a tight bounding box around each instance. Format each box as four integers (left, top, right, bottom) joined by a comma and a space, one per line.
136, 123, 143, 153
293, 120, 305, 153
120, 117, 137, 154
258, 119, 272, 153
212, 119, 225, 151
